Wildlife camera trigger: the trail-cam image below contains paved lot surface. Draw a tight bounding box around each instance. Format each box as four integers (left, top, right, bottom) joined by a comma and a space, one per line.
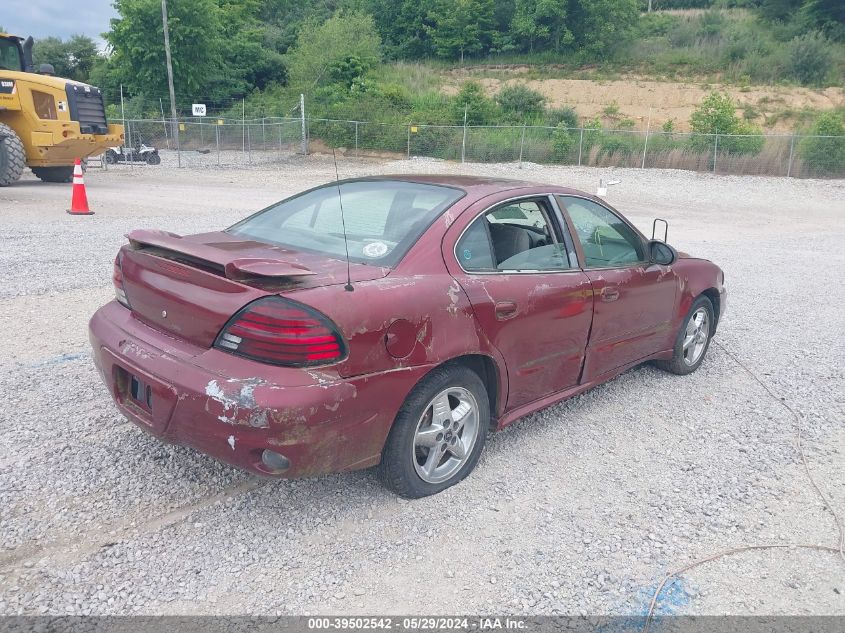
1, 154, 843, 616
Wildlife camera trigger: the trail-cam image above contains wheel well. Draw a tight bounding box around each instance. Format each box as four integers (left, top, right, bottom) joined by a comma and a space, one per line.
444, 354, 500, 429
701, 288, 720, 328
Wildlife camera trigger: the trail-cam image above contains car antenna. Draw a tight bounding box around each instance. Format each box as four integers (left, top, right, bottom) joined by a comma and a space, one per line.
332, 148, 354, 292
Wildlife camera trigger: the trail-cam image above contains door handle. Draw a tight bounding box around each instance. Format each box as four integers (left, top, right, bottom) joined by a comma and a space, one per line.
601, 287, 620, 302
494, 301, 518, 320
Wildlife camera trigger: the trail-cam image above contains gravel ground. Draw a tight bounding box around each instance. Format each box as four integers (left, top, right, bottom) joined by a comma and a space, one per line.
0, 152, 843, 616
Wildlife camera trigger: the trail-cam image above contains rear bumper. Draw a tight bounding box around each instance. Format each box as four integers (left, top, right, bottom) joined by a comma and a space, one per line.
89, 301, 430, 478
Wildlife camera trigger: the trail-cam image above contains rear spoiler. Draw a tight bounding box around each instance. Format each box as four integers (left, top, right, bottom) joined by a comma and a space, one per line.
126, 229, 316, 280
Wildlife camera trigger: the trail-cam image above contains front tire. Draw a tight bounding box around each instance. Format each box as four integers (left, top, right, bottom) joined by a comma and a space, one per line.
146, 152, 161, 165
380, 365, 489, 498
0, 123, 26, 186
31, 166, 74, 183
656, 295, 714, 375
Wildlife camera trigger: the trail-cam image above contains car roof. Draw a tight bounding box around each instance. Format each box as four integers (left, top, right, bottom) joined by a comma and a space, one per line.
341, 174, 590, 198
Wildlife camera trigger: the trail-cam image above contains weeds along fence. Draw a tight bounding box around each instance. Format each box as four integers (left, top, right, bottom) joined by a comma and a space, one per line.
121, 117, 845, 179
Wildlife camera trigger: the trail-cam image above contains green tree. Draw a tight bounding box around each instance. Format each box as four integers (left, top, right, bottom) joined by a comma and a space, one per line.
566, 0, 638, 57
800, 111, 845, 175
368, 0, 437, 58
511, 0, 570, 53
107, 0, 225, 101
284, 12, 381, 90
32, 35, 99, 82
427, 0, 496, 61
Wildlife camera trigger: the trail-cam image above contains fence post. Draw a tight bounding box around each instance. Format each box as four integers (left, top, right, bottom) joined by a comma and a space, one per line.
216, 122, 220, 167
242, 98, 245, 159
159, 97, 170, 149
262, 117, 266, 153
278, 121, 283, 158
300, 93, 307, 155
355, 121, 359, 157
461, 105, 468, 163
407, 124, 411, 159
641, 112, 651, 169
713, 132, 718, 174
786, 134, 796, 178
247, 124, 252, 164
577, 128, 584, 166
518, 124, 526, 168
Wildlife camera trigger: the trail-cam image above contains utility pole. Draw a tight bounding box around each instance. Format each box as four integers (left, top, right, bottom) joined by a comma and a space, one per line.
161, 0, 180, 167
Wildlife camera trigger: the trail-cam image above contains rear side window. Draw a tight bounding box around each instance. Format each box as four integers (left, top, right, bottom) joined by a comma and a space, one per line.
457, 199, 572, 272
228, 180, 463, 268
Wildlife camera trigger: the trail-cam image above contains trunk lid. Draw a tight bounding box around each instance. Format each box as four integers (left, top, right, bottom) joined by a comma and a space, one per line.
119, 230, 389, 348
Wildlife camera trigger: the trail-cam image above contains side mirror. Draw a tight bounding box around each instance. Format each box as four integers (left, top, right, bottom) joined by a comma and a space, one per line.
649, 240, 677, 266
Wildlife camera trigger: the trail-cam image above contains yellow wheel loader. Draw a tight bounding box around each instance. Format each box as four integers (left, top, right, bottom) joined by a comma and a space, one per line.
0, 34, 124, 186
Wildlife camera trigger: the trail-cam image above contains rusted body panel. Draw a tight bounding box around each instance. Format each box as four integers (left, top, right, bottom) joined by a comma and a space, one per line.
88, 174, 726, 479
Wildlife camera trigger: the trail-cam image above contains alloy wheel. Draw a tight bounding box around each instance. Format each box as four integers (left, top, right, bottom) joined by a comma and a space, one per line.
412, 387, 480, 484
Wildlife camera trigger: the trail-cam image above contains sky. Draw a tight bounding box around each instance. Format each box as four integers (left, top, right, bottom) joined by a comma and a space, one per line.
2, 0, 118, 48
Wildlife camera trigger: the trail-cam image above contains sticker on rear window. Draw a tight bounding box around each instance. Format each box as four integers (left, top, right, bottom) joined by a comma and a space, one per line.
362, 241, 389, 258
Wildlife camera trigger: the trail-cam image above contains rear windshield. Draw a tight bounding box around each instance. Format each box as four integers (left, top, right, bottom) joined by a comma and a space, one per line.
227, 180, 464, 267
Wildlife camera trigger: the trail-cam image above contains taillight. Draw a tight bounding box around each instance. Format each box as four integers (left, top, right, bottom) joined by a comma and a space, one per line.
214, 297, 346, 367
113, 252, 131, 308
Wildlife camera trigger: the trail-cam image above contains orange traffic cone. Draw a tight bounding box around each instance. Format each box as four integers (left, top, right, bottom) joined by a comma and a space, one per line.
67, 159, 93, 216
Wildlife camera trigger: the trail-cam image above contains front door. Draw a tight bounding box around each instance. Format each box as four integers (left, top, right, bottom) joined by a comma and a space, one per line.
558, 195, 678, 380
447, 196, 594, 410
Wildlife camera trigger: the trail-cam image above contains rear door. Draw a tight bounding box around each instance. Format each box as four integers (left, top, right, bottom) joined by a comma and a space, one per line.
557, 195, 677, 380
445, 195, 594, 411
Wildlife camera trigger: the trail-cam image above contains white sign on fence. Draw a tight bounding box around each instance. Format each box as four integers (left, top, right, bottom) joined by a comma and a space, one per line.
192, 103, 207, 117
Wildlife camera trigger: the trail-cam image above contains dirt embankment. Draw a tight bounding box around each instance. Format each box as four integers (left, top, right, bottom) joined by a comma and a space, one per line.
444, 71, 844, 132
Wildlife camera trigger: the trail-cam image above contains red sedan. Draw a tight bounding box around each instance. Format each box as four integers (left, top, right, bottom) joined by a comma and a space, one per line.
89, 175, 726, 497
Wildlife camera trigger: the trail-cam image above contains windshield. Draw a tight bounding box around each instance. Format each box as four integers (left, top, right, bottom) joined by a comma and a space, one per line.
227, 180, 464, 267
0, 38, 23, 71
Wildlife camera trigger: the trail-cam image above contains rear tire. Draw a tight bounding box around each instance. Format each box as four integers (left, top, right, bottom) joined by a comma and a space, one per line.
0, 123, 26, 186
380, 365, 489, 498
105, 150, 118, 164
656, 295, 714, 375
146, 152, 161, 165
31, 166, 74, 183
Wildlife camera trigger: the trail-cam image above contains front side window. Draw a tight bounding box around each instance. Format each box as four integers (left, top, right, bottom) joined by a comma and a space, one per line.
32, 91, 57, 119
228, 180, 463, 268
560, 196, 644, 268
457, 199, 571, 272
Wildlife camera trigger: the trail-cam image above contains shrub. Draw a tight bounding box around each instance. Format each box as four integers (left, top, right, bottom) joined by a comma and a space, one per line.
545, 106, 579, 129
690, 92, 741, 136
784, 32, 832, 86
451, 81, 500, 125
603, 101, 620, 117
800, 112, 845, 175
552, 124, 576, 161
689, 92, 763, 155
496, 84, 546, 120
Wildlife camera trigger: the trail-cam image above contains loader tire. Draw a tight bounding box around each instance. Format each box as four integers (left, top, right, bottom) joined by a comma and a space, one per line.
31, 166, 74, 183
0, 123, 26, 187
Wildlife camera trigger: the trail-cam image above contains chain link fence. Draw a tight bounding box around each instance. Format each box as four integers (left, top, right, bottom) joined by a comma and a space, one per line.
116, 117, 845, 179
